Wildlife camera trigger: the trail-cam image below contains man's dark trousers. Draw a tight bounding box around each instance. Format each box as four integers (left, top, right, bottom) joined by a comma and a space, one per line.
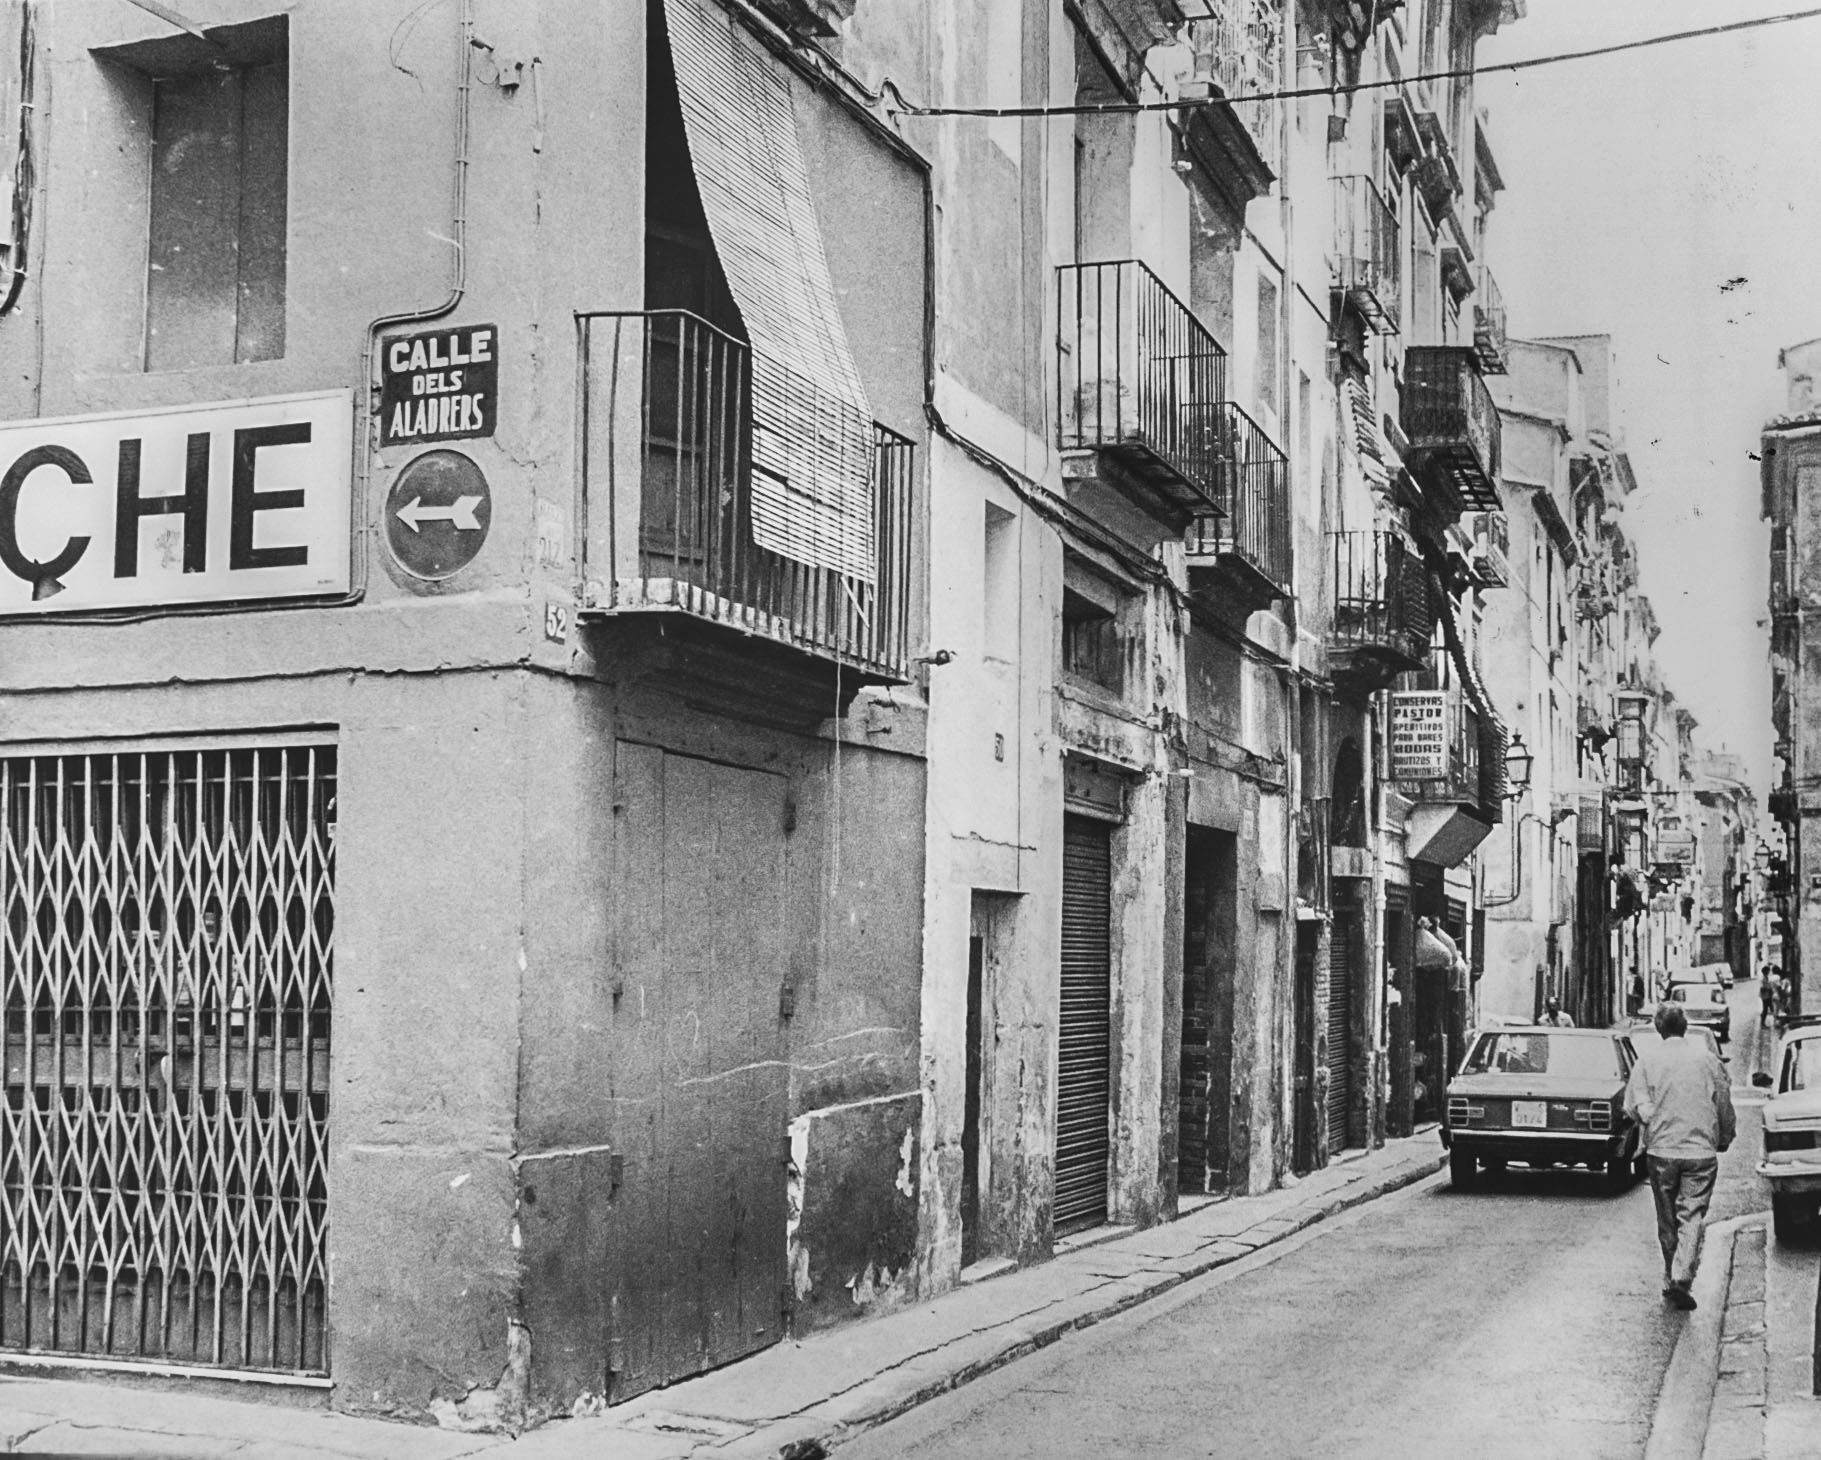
1648, 1154, 1719, 1289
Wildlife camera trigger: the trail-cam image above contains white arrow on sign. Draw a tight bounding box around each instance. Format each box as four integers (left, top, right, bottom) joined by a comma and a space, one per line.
396, 494, 483, 533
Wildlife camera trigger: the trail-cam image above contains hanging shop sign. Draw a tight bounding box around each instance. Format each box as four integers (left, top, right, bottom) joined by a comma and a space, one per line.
384, 449, 492, 581
1389, 691, 1450, 780
379, 324, 499, 446
0, 390, 352, 615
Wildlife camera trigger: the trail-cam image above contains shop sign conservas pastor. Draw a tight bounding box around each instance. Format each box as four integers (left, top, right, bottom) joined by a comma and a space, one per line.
1389, 690, 1451, 780
0, 390, 352, 614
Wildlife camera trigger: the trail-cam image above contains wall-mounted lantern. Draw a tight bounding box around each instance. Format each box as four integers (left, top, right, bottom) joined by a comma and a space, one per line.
1504, 733, 1534, 799
1615, 690, 1650, 767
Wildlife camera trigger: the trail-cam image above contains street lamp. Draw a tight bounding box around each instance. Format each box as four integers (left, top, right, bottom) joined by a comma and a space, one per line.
1503, 734, 1534, 799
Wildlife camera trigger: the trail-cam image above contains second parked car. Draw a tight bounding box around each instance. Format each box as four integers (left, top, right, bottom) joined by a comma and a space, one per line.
1442, 1026, 1642, 1191
1665, 981, 1732, 1043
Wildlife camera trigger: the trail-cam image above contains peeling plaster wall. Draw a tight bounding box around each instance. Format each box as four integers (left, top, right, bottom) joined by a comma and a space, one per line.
0, 0, 935, 1423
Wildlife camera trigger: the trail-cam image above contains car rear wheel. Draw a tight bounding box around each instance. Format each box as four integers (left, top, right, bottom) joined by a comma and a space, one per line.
1632, 1151, 1649, 1179
1604, 1153, 1632, 1193
1773, 1192, 1807, 1243
1449, 1149, 1477, 1189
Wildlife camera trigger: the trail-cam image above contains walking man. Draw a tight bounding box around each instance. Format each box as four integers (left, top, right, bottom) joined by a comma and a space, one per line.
1623, 1003, 1735, 1311
1539, 996, 1575, 1028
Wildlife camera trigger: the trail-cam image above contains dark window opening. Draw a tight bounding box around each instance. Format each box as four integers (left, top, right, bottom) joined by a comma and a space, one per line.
1062, 586, 1123, 695
1333, 736, 1367, 848
135, 17, 288, 371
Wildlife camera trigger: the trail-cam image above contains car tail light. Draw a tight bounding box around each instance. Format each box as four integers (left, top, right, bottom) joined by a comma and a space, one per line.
1574, 1101, 1613, 1132
1766, 1129, 1821, 1153
1447, 1097, 1483, 1125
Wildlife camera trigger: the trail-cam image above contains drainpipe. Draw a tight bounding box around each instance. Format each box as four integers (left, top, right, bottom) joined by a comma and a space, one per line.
350, 0, 475, 604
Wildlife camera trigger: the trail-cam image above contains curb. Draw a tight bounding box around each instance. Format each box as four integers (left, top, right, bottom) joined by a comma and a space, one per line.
1645, 1213, 1760, 1460
720, 1152, 1447, 1458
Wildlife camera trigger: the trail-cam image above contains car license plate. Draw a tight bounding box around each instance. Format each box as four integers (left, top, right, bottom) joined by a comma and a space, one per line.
1512, 1101, 1547, 1128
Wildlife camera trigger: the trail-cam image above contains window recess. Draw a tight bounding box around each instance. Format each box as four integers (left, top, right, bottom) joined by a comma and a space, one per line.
97, 15, 288, 372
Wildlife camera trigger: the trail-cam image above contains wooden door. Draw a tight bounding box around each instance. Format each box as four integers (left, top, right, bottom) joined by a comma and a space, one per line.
607, 744, 790, 1400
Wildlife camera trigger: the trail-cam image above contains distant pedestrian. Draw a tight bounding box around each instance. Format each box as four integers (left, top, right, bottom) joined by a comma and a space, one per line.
1628, 972, 1646, 1017
1538, 997, 1575, 1028
1623, 1002, 1736, 1311
1762, 974, 1778, 1028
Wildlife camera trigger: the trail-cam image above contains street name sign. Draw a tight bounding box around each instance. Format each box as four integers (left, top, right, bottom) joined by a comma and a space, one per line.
0, 390, 352, 614
379, 324, 498, 446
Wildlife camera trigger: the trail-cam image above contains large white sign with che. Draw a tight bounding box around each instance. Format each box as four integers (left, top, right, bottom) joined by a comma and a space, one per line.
0, 390, 352, 614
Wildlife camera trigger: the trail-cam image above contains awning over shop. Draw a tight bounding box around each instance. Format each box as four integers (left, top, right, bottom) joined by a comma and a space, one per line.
664, 0, 875, 582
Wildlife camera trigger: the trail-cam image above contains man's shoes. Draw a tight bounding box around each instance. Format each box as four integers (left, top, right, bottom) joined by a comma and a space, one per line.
1666, 1283, 1697, 1311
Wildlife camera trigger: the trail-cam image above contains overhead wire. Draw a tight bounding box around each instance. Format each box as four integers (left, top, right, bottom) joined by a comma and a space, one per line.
885, 6, 1821, 119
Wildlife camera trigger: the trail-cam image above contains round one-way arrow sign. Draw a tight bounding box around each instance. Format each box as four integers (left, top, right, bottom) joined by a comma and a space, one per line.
383, 449, 493, 581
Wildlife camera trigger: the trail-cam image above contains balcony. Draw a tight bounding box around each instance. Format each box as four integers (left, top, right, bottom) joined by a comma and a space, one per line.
1389, 686, 1502, 865
1771, 537, 1794, 617
1439, 241, 1474, 306
1400, 346, 1502, 516
1473, 266, 1508, 374
1328, 531, 1433, 696
1186, 0, 1282, 187
1186, 403, 1291, 613
1464, 511, 1510, 587
1414, 111, 1461, 211
1058, 260, 1229, 524
576, 310, 915, 723
1332, 176, 1400, 335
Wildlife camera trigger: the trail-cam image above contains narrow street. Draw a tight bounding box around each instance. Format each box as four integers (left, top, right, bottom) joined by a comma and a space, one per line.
844, 982, 1793, 1460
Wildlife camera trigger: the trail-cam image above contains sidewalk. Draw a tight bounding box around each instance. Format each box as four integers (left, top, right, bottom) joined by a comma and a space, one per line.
1668, 1208, 1821, 1456
0, 1133, 1446, 1459
1647, 1211, 1821, 1460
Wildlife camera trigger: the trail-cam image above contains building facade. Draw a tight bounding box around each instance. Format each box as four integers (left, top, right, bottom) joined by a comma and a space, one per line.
22, 0, 1775, 1435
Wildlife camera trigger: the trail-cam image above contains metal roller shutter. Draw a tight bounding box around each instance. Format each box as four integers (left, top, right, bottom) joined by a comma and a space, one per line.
1326, 916, 1354, 1155
1057, 817, 1112, 1233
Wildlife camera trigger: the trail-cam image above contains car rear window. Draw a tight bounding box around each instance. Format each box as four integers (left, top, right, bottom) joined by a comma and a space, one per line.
1463, 1032, 1619, 1079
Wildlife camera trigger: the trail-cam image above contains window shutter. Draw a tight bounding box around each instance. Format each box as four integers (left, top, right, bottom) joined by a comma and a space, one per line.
664, 0, 875, 583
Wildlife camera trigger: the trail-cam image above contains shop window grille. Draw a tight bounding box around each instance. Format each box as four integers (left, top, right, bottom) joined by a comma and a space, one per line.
0, 744, 334, 1375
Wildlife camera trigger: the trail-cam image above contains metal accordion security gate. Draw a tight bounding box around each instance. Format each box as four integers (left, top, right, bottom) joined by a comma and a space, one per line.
0, 743, 334, 1374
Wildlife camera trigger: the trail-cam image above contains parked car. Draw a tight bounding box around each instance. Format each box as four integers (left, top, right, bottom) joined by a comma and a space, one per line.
1666, 981, 1732, 1043
1756, 1026, 1821, 1240
1628, 1018, 1726, 1064
1689, 960, 1734, 991
1441, 1026, 1642, 1191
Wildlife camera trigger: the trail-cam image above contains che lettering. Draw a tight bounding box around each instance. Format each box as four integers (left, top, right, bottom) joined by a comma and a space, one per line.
0, 423, 313, 587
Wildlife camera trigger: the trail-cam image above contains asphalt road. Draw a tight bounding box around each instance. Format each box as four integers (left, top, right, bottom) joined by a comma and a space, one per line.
844, 979, 1783, 1460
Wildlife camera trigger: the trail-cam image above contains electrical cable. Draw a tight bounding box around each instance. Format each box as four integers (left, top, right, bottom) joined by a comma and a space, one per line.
885, 6, 1821, 119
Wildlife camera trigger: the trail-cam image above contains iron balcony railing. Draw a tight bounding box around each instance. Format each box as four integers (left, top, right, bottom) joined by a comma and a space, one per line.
1057, 260, 1229, 504
1329, 531, 1433, 666
1332, 175, 1400, 334
1189, 0, 1283, 178
577, 310, 914, 682
1186, 402, 1290, 598
1473, 265, 1509, 374
1400, 345, 1502, 515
